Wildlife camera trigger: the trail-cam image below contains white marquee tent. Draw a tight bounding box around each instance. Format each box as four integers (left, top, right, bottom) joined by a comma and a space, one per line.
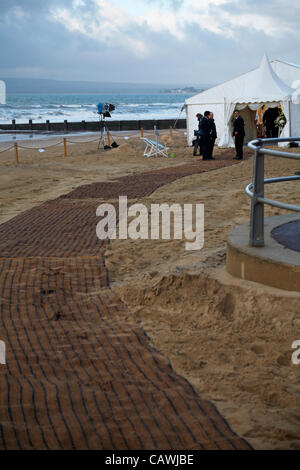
184, 54, 300, 147
0, 80, 5, 105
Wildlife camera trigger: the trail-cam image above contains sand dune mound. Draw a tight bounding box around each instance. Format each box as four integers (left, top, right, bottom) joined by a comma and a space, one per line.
117, 270, 300, 450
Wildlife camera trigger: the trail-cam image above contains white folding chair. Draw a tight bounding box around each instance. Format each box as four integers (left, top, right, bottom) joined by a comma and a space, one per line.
141, 137, 169, 158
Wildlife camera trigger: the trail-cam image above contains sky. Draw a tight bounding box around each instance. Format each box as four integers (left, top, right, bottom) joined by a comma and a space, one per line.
0, 0, 299, 86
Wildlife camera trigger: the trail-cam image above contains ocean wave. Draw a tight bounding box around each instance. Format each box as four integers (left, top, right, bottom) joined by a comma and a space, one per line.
0, 93, 188, 124
59, 104, 84, 108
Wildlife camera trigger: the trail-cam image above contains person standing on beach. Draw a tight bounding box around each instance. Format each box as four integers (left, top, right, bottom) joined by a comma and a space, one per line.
193, 113, 203, 156
199, 111, 213, 160
263, 106, 280, 138
232, 110, 245, 160
208, 112, 217, 159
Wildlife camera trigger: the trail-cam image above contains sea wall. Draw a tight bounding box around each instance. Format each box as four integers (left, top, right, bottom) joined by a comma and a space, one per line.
0, 118, 186, 133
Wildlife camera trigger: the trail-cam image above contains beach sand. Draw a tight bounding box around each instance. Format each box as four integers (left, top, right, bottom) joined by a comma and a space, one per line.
0, 130, 300, 449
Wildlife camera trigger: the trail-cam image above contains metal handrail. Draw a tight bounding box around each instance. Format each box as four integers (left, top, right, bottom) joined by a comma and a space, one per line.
246, 137, 300, 246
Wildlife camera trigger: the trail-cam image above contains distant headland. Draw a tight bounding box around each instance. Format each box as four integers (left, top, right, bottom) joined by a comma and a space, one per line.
1, 78, 208, 95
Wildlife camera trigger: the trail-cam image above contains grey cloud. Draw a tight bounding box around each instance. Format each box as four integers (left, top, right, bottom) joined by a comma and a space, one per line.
145, 0, 183, 10
0, 0, 63, 14
217, 0, 300, 32
0, 0, 299, 85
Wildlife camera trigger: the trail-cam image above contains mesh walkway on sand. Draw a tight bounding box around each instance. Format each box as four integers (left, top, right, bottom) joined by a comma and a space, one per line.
0, 152, 252, 449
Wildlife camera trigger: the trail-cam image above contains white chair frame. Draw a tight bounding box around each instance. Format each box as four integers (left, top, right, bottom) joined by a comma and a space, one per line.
141, 137, 169, 158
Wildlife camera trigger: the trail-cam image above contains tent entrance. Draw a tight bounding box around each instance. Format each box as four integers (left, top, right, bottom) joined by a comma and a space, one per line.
233, 103, 283, 144
238, 106, 258, 144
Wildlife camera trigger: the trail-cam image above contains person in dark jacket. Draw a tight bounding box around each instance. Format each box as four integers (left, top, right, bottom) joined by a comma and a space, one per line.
199, 110, 213, 160
263, 106, 280, 138
209, 112, 217, 159
232, 110, 245, 160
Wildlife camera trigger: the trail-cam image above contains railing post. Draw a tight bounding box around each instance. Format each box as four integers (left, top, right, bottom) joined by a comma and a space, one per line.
63, 138, 67, 157
107, 131, 111, 147
14, 143, 19, 164
250, 139, 264, 246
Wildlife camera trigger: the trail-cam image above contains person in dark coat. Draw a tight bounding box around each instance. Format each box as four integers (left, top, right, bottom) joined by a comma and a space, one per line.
199, 110, 213, 160
263, 106, 280, 138
232, 110, 245, 160
193, 113, 203, 156
208, 112, 217, 159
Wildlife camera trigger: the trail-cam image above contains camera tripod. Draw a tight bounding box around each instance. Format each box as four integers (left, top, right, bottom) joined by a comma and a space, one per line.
97, 114, 111, 150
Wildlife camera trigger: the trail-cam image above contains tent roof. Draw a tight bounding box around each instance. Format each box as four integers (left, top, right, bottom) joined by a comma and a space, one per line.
270, 59, 300, 88
273, 60, 300, 69
185, 54, 294, 106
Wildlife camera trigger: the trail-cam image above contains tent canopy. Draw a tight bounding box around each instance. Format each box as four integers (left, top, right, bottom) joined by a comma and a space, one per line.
271, 60, 300, 88
185, 54, 299, 148
228, 53, 293, 103
185, 53, 293, 106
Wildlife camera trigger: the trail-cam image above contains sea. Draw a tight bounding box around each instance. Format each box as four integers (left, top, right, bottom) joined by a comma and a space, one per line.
0, 93, 192, 124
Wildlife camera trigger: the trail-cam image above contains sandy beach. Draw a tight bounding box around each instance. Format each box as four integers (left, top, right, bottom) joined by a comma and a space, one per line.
0, 130, 300, 449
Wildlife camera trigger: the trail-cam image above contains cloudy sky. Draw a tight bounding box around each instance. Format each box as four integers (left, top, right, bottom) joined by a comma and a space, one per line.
0, 0, 299, 86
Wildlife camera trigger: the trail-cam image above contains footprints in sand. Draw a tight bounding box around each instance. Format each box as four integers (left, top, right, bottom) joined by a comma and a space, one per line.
217, 292, 236, 321
276, 354, 291, 367
251, 344, 265, 355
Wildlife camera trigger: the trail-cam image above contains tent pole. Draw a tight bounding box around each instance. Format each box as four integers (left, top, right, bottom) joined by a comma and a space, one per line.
288, 100, 291, 137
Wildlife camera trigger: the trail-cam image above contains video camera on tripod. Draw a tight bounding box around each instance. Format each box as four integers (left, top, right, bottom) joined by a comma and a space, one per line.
96, 102, 118, 150
97, 102, 115, 118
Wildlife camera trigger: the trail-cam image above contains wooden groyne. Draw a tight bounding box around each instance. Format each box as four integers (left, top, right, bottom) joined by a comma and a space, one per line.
0, 118, 186, 133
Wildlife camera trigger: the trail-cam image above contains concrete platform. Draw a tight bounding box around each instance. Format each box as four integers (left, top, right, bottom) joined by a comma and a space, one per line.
227, 214, 300, 292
